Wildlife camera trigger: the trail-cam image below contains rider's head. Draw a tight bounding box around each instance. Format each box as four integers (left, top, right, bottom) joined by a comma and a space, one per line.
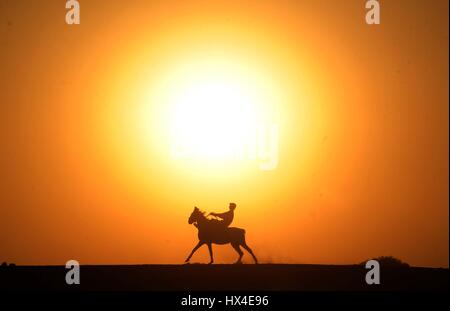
229, 202, 236, 210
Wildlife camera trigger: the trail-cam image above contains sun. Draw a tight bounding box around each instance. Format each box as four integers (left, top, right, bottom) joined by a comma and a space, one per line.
131, 56, 281, 173
170, 77, 258, 159
160, 59, 277, 162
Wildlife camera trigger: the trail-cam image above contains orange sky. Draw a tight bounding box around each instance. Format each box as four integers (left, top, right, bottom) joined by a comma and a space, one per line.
0, 0, 448, 267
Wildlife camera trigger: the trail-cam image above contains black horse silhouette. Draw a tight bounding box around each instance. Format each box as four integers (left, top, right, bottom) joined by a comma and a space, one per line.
185, 207, 258, 264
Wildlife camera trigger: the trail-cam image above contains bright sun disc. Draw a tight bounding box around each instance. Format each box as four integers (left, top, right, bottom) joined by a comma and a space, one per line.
162, 60, 278, 162
170, 78, 259, 159
136, 57, 281, 172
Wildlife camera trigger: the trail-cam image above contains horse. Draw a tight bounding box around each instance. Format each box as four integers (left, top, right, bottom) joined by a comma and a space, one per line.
185, 206, 258, 264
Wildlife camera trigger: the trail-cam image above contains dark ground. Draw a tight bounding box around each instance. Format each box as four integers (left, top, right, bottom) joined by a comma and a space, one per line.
0, 264, 448, 291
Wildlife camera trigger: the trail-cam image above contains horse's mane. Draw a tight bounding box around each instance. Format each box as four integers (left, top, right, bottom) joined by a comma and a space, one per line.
196, 208, 217, 222
197, 209, 207, 219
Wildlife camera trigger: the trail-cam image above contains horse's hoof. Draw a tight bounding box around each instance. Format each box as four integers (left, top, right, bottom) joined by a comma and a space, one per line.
234, 261, 242, 265
207, 262, 213, 265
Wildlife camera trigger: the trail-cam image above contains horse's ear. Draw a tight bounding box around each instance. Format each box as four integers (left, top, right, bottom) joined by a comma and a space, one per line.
194, 206, 198, 211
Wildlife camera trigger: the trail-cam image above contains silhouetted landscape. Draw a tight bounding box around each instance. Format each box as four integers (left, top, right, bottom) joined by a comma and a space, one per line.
1, 264, 447, 291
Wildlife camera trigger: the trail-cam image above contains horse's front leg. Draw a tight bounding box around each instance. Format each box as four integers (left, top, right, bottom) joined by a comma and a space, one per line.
207, 243, 214, 264
185, 241, 204, 263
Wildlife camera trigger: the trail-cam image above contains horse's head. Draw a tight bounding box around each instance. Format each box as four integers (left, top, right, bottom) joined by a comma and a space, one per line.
188, 206, 200, 225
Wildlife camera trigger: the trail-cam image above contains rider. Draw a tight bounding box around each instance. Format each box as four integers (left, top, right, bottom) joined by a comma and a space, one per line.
210, 203, 236, 227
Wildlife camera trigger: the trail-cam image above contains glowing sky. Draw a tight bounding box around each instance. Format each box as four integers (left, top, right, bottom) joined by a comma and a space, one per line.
0, 0, 448, 267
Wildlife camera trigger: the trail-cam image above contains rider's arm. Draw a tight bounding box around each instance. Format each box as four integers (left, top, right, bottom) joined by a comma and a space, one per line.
211, 211, 227, 218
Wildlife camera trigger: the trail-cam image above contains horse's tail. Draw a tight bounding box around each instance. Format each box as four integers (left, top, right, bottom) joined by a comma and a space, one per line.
233, 227, 245, 234
229, 227, 246, 243
240, 228, 247, 243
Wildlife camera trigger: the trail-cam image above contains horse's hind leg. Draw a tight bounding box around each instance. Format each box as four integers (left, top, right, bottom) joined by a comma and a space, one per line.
241, 242, 258, 264
207, 243, 214, 264
231, 243, 243, 264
